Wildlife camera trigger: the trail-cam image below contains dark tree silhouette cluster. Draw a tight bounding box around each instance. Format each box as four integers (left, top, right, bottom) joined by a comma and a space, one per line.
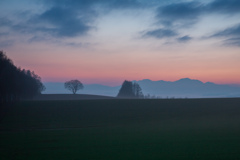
0, 51, 45, 104
64, 79, 84, 94
117, 80, 143, 98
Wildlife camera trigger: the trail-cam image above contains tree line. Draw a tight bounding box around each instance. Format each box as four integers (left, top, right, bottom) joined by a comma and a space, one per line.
0, 51, 45, 104
1, 51, 144, 103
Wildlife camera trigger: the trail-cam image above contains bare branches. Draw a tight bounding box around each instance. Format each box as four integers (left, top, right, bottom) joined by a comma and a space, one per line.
64, 80, 84, 94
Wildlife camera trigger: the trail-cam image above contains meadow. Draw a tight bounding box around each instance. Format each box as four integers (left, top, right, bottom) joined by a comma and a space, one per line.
1, 98, 240, 160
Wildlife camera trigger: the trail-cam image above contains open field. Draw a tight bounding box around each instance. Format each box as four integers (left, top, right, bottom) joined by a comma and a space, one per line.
31, 94, 115, 101
1, 98, 240, 159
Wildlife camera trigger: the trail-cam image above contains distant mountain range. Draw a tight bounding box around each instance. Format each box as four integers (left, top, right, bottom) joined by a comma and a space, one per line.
136, 78, 240, 98
43, 78, 240, 98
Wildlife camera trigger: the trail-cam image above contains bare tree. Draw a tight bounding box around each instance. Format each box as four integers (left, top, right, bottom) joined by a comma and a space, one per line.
64, 80, 84, 94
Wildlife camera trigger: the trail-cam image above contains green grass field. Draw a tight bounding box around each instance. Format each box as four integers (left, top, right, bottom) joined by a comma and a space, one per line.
1, 98, 240, 160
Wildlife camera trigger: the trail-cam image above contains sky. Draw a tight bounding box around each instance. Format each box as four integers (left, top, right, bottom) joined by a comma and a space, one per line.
0, 0, 240, 86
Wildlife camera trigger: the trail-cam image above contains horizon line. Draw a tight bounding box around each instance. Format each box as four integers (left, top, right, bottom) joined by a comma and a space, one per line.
43, 78, 240, 87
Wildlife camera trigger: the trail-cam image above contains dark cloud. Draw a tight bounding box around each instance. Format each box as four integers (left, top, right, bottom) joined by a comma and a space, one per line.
143, 28, 178, 39
0, 18, 15, 47
106, 0, 141, 9
155, 0, 240, 27
207, 0, 240, 14
147, 0, 240, 43
27, 0, 140, 38
0, 0, 141, 41
155, 2, 204, 28
223, 37, 240, 47
0, 9, 91, 38
157, 2, 203, 21
44, 0, 140, 9
0, 17, 12, 26
177, 35, 192, 43
64, 42, 91, 48
152, 0, 240, 32
36, 7, 90, 37
28, 36, 50, 43
210, 24, 240, 47
211, 24, 240, 38
2, 0, 240, 45
0, 32, 9, 36
28, 35, 91, 48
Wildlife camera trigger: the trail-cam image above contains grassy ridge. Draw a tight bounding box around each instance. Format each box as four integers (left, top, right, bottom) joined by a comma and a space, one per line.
1, 98, 240, 159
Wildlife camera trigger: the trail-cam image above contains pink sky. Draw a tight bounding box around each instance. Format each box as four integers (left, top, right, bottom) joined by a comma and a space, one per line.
7, 44, 240, 86
1, 0, 240, 86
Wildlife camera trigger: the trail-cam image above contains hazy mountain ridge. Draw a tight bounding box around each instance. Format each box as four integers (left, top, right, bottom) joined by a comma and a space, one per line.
137, 78, 240, 98
43, 78, 240, 98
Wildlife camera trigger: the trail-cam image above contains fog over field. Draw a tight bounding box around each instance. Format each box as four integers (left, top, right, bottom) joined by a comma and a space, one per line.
43, 78, 240, 98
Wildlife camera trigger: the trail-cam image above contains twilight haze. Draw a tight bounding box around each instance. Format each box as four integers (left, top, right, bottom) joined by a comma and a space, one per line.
0, 0, 240, 86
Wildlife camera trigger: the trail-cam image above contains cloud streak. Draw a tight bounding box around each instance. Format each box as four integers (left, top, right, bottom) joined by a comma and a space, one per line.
223, 38, 240, 47
140, 0, 240, 46
211, 24, 240, 38
177, 36, 192, 43
210, 24, 240, 47
143, 28, 178, 39
154, 0, 240, 27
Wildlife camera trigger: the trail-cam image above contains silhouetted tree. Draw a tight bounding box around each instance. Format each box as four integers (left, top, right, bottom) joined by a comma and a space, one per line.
0, 50, 45, 104
64, 80, 84, 94
132, 82, 144, 98
117, 80, 143, 98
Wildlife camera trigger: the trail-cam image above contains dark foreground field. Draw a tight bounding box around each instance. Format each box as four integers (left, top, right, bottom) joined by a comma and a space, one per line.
1, 98, 240, 160
31, 94, 115, 101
